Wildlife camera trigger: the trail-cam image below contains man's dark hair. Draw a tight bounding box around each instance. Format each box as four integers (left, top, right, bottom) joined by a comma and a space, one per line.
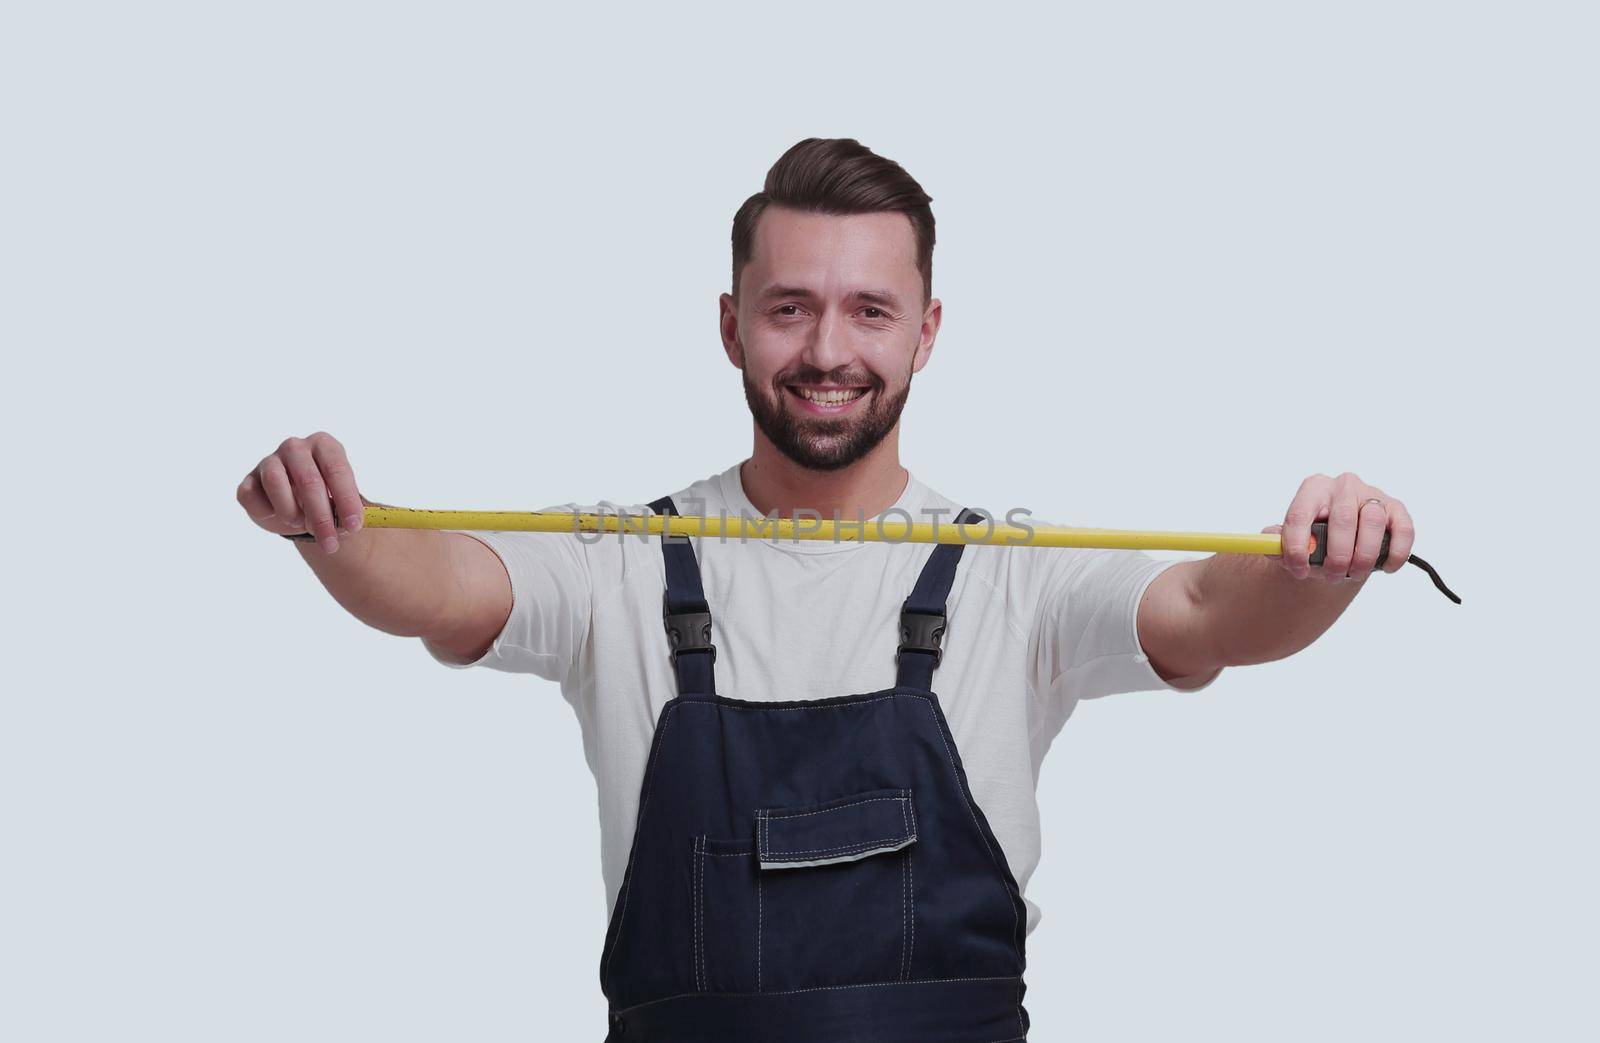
731, 138, 935, 305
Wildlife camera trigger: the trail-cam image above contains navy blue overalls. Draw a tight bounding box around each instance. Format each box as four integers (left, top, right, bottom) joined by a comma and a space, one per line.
599, 497, 1031, 1041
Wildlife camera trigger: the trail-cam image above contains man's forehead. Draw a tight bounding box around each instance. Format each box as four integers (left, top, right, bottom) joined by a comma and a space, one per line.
745, 207, 920, 296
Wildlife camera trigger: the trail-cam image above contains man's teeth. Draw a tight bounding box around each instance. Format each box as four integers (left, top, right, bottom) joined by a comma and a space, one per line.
796, 387, 866, 405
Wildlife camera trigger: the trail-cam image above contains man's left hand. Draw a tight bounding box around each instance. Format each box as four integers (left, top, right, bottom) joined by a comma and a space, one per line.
1262, 472, 1415, 583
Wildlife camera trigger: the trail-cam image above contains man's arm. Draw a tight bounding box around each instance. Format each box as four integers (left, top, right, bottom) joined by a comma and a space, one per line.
292, 515, 513, 664
237, 432, 513, 662
1137, 553, 1367, 683
1135, 471, 1414, 682
418, 533, 515, 664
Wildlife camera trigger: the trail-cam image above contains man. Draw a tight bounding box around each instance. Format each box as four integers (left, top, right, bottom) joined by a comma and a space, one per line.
237, 138, 1415, 1041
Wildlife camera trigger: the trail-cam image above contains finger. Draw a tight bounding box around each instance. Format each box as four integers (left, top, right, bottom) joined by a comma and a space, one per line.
239, 471, 301, 533
236, 470, 279, 526
309, 433, 363, 533
1384, 499, 1416, 573
1259, 524, 1291, 571
257, 454, 303, 531
278, 438, 340, 553
1322, 490, 1362, 580
1282, 475, 1330, 580
1349, 498, 1388, 578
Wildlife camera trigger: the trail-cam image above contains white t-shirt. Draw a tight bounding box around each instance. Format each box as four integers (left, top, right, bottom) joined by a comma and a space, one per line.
428, 463, 1221, 937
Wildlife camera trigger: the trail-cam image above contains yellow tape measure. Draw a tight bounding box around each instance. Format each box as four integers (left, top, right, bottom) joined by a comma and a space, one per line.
280, 505, 1460, 602
362, 506, 1285, 554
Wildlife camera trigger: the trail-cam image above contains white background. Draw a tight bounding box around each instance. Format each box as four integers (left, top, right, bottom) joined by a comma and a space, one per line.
3, 2, 1594, 1040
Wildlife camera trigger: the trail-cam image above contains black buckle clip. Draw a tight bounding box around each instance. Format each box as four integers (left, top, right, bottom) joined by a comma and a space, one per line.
897, 607, 947, 667
663, 596, 716, 664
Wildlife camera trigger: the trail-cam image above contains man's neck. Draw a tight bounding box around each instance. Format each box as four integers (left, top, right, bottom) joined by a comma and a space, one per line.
741, 432, 909, 520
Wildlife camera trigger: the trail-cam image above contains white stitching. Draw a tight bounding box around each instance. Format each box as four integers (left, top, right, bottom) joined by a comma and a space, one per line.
693, 834, 701, 992
601, 703, 678, 987
698, 834, 707, 992
758, 794, 916, 858
756, 865, 763, 991
702, 834, 708, 992
909, 848, 917, 976
761, 835, 916, 859
694, 835, 703, 992
899, 844, 908, 980
902, 796, 915, 978
689, 834, 696, 992
700, 838, 707, 991
760, 795, 908, 820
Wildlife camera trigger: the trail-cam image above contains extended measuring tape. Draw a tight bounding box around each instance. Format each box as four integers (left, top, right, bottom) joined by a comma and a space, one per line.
284, 506, 1460, 603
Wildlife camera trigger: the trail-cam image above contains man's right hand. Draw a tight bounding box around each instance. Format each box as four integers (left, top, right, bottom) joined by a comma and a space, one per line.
237, 431, 512, 664
237, 431, 368, 554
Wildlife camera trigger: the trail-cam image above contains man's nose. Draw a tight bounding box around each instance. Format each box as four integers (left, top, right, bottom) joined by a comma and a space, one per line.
801, 308, 851, 372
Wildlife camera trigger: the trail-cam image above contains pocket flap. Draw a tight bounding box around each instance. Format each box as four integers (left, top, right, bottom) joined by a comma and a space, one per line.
756, 787, 917, 870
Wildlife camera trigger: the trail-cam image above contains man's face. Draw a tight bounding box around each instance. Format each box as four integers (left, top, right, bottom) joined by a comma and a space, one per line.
720, 207, 941, 472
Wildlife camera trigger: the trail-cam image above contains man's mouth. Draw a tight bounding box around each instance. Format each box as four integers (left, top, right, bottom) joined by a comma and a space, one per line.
786, 385, 870, 413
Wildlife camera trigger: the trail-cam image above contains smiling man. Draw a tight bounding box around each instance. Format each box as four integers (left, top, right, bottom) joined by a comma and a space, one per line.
239, 137, 1416, 1042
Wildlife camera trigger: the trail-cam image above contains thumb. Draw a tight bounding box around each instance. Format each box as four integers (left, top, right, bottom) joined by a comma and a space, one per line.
1261, 523, 1294, 571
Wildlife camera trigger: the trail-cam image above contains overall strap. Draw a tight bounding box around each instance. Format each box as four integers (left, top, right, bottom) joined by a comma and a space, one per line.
649, 496, 717, 696
896, 509, 984, 691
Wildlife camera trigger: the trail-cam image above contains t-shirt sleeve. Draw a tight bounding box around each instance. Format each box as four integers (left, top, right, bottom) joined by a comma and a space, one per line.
1028, 549, 1223, 705
423, 528, 592, 683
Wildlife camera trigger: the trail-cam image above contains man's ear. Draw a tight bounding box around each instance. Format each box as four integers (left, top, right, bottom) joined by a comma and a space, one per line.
719, 292, 744, 368
911, 296, 942, 375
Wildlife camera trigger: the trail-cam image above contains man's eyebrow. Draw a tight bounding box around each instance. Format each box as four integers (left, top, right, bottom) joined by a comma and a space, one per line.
758, 285, 819, 301
853, 289, 904, 309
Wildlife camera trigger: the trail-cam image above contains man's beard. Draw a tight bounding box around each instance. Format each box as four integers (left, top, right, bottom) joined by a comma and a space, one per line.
743, 365, 912, 472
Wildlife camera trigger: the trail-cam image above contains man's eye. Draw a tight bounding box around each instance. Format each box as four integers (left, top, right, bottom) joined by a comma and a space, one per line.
777, 305, 800, 316
862, 307, 885, 319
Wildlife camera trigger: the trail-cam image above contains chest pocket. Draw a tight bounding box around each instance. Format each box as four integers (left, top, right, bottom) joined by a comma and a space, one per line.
695, 788, 918, 994
758, 788, 918, 868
